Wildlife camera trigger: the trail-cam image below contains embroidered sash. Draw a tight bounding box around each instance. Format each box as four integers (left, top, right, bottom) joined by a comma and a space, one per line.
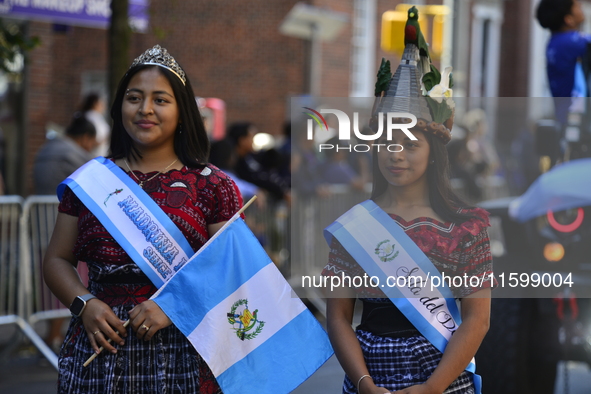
324, 200, 481, 393
57, 157, 195, 288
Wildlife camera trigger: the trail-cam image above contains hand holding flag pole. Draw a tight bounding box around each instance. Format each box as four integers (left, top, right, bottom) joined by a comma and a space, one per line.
83, 196, 258, 367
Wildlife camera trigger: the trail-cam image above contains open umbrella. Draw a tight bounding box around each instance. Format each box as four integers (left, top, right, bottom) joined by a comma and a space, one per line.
509, 158, 591, 222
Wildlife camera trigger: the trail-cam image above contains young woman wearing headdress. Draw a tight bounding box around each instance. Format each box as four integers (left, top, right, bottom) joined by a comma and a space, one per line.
43, 45, 242, 393
322, 7, 494, 394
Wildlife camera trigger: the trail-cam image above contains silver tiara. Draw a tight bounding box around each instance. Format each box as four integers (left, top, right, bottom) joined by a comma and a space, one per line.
129, 45, 186, 85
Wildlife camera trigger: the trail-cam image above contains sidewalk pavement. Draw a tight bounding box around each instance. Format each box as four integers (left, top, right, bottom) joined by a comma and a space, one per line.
0, 351, 344, 394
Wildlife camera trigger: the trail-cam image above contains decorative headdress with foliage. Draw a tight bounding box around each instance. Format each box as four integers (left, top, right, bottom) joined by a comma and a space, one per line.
372, 6, 454, 144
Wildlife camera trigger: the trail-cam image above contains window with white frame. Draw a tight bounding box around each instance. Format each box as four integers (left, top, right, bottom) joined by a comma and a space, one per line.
350, 0, 376, 97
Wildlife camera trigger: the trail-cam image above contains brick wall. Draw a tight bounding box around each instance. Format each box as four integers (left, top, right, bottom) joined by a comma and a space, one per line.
22, 0, 307, 194
25, 22, 55, 195
21, 0, 467, 194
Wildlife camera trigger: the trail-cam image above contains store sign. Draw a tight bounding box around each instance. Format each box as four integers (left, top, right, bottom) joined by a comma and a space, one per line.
0, 0, 149, 32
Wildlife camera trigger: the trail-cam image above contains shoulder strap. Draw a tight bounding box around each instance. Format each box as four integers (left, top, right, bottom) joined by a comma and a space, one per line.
58, 157, 194, 288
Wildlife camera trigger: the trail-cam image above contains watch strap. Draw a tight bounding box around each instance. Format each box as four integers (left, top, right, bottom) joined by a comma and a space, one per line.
79, 293, 97, 303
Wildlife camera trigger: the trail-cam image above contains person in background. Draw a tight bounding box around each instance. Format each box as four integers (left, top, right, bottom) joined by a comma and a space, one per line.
34, 114, 97, 195
277, 121, 292, 182
81, 93, 111, 157
291, 124, 331, 199
536, 0, 590, 122
447, 137, 483, 202
347, 127, 373, 186
227, 122, 290, 203
318, 136, 365, 190
209, 138, 264, 204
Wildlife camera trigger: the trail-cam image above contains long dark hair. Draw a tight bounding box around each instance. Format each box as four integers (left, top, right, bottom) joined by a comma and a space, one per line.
370, 131, 479, 224
109, 64, 210, 166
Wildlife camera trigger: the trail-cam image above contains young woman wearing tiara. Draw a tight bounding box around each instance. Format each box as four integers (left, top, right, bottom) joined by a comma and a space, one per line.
322, 8, 494, 394
43, 45, 242, 393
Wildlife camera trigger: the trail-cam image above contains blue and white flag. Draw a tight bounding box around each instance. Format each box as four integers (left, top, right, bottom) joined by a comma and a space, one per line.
152, 215, 333, 394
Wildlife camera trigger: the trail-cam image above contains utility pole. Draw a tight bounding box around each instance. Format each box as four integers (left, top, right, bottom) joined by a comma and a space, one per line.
108, 0, 130, 105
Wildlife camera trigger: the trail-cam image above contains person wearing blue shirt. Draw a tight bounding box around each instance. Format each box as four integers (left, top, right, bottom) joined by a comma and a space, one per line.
537, 0, 591, 163
537, 0, 589, 99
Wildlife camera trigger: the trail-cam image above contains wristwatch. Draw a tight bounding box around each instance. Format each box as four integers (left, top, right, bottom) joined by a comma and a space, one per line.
69, 294, 97, 317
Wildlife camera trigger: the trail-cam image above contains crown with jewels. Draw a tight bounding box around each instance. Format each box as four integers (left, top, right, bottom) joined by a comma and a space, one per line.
129, 45, 186, 85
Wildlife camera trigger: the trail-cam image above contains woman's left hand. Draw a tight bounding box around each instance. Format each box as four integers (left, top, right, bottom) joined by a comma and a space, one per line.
128, 300, 172, 341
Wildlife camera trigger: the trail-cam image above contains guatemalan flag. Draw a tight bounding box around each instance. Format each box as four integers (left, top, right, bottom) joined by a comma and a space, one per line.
151, 215, 333, 394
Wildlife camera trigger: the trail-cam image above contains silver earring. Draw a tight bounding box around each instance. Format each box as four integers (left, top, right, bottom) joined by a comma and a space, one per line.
430, 159, 435, 164
178, 124, 182, 134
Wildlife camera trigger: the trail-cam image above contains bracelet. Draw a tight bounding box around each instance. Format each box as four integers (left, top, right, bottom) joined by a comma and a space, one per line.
357, 374, 372, 392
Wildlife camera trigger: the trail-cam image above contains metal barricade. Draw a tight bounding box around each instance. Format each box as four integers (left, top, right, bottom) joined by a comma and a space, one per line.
20, 196, 68, 327
0, 196, 23, 319
291, 185, 370, 280
291, 186, 371, 314
0, 195, 57, 369
243, 198, 290, 273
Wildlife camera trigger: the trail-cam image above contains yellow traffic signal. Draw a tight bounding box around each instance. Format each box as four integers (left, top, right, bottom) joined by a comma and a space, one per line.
381, 4, 449, 59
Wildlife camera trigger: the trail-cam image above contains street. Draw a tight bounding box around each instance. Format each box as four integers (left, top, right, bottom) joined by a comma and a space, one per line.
3, 322, 591, 394
0, 350, 344, 394
0, 321, 346, 394
2, 345, 591, 394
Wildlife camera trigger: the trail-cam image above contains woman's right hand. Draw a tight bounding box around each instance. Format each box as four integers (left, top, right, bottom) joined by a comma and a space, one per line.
359, 380, 392, 394
81, 298, 128, 354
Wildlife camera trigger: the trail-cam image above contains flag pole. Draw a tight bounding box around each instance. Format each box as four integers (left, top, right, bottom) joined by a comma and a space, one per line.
83, 320, 130, 367
83, 196, 257, 367
236, 195, 257, 216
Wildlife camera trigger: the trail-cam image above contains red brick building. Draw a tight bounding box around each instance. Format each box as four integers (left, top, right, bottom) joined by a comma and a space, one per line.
1, 0, 536, 195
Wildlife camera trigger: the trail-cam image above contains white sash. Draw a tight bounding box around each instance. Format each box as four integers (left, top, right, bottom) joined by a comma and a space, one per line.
57, 157, 195, 288
324, 200, 481, 393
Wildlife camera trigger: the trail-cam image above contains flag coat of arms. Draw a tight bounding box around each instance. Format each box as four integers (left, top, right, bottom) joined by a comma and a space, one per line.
152, 216, 333, 394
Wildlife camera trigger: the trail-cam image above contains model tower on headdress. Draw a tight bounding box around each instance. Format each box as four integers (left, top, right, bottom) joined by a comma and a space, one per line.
373, 6, 454, 144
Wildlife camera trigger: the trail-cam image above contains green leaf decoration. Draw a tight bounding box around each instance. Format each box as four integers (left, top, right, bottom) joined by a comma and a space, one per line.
422, 64, 441, 92
242, 321, 265, 340
374, 58, 392, 97
0, 20, 41, 75
448, 71, 454, 89
426, 97, 453, 124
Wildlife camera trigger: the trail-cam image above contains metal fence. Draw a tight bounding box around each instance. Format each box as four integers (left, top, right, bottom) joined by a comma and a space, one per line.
0, 196, 23, 319
21, 196, 71, 327
0, 195, 58, 369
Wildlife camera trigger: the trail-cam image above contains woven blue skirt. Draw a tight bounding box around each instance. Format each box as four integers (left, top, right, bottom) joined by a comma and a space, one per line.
342, 330, 475, 394
57, 281, 222, 394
